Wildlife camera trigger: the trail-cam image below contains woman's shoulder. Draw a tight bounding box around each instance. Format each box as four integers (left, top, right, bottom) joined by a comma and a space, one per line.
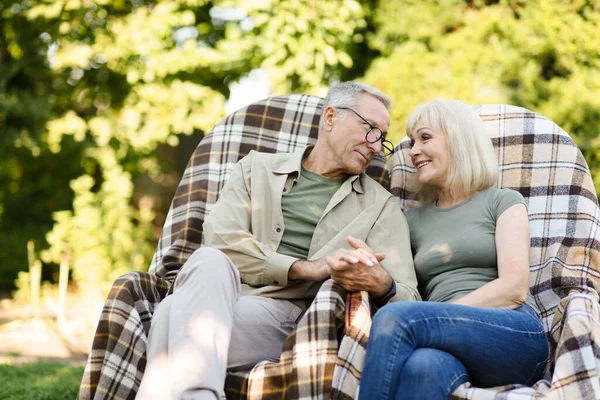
484, 187, 526, 203
481, 187, 527, 217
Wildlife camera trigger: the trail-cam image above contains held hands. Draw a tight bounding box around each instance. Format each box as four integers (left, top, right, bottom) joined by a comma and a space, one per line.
287, 236, 393, 297
326, 236, 392, 297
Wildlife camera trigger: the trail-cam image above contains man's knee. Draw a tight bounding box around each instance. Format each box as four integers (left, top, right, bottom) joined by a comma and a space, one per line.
174, 247, 240, 290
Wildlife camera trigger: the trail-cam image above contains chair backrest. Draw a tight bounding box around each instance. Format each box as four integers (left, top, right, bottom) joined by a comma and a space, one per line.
149, 94, 389, 280
389, 104, 600, 332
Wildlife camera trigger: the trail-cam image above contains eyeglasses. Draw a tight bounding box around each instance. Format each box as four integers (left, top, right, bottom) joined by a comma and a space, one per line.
335, 107, 395, 157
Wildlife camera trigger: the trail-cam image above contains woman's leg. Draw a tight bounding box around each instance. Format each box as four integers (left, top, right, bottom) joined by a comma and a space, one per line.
395, 348, 468, 400
358, 302, 549, 400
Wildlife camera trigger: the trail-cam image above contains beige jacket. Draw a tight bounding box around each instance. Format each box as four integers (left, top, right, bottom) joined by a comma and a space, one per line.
203, 148, 419, 303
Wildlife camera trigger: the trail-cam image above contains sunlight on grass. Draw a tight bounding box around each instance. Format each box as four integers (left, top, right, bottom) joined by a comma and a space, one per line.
0, 362, 84, 400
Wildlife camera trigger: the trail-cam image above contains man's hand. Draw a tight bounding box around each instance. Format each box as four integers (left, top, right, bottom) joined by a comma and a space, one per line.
326, 236, 393, 297
288, 258, 331, 281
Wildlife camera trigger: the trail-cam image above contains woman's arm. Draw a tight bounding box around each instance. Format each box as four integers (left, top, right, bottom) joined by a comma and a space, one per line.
451, 203, 530, 309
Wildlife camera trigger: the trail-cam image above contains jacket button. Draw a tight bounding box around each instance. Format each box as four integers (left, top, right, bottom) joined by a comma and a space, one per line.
276, 227, 281, 233
273, 280, 279, 285
283, 188, 287, 192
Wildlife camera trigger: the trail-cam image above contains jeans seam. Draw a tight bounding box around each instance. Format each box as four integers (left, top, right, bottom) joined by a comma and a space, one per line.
380, 323, 405, 400
409, 316, 546, 335
447, 372, 469, 394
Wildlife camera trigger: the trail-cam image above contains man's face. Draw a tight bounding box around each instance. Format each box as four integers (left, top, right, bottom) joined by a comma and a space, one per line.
323, 94, 390, 177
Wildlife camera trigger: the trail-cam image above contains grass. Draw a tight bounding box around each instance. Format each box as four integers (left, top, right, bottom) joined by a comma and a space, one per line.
0, 362, 84, 400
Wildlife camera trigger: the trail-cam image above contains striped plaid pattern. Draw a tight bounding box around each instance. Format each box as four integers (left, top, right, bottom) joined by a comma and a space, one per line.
78, 98, 600, 400
78, 272, 170, 400
390, 103, 600, 399
225, 282, 371, 400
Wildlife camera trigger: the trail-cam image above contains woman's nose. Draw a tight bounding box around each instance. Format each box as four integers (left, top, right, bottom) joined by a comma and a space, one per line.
409, 144, 420, 157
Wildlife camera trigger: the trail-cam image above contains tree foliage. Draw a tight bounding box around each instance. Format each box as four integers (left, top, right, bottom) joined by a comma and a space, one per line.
0, 0, 371, 292
1, 0, 599, 294
364, 0, 600, 193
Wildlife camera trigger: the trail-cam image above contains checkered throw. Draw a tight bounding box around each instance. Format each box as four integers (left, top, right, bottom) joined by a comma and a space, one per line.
77, 98, 600, 400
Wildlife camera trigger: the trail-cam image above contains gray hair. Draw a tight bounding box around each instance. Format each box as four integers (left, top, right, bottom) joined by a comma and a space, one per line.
319, 82, 391, 131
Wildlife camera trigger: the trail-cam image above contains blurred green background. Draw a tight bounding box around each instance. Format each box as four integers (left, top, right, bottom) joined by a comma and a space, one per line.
1, 0, 599, 296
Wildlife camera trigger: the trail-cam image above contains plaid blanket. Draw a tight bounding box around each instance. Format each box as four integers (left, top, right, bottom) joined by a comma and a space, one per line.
78, 272, 170, 399
78, 98, 600, 400
224, 283, 371, 400
390, 103, 600, 399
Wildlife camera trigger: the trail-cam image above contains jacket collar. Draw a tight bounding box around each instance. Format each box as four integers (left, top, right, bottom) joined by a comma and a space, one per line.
273, 146, 364, 194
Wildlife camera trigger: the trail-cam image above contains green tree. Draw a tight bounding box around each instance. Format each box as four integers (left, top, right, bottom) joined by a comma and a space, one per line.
5, 0, 599, 298
364, 1, 600, 195
0, 0, 87, 288
2, 0, 374, 294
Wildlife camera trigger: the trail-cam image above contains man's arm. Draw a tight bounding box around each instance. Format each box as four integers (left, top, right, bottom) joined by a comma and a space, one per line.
288, 259, 330, 281
328, 197, 420, 303
203, 154, 298, 287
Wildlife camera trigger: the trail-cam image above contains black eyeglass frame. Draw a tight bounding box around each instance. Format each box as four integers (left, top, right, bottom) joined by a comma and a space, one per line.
335, 106, 395, 157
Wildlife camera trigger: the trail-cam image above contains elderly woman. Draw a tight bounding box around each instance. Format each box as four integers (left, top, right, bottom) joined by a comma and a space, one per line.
358, 99, 549, 399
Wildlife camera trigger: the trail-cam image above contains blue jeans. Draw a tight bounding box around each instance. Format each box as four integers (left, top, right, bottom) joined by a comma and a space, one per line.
358, 302, 549, 400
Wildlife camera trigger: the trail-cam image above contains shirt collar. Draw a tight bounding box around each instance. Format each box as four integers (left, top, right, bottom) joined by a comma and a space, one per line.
273, 146, 312, 175
273, 146, 364, 194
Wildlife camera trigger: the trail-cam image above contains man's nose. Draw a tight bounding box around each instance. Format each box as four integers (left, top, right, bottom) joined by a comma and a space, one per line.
367, 139, 382, 153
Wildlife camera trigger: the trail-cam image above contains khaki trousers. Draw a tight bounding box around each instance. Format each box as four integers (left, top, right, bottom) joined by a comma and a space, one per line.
136, 247, 304, 400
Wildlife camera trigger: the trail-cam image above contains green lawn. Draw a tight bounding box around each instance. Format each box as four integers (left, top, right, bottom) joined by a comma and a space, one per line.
0, 362, 84, 400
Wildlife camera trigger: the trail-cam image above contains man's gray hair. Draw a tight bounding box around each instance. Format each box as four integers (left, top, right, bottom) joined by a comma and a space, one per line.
319, 82, 391, 131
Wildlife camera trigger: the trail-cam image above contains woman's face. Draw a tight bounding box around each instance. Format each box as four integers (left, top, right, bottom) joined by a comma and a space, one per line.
409, 123, 451, 188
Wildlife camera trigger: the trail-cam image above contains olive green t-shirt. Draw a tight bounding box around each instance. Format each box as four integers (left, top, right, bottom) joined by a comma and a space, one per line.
277, 165, 344, 260
404, 187, 539, 313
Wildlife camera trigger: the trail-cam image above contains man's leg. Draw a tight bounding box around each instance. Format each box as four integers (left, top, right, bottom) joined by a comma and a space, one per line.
137, 247, 241, 400
227, 296, 305, 371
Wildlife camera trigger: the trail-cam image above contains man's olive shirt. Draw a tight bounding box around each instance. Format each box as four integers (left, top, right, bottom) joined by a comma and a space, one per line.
203, 147, 420, 303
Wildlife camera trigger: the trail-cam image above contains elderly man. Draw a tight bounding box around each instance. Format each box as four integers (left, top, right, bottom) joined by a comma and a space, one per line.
136, 82, 419, 399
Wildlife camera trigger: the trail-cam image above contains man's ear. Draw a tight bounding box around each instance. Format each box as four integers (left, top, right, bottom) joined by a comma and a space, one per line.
322, 106, 336, 131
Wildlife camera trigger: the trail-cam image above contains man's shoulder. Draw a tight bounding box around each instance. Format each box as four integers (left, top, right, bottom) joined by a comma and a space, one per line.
238, 149, 299, 171
358, 172, 393, 198
243, 149, 292, 161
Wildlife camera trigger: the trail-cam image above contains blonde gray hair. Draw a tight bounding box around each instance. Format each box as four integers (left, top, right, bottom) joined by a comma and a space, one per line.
319, 82, 391, 131
406, 98, 498, 203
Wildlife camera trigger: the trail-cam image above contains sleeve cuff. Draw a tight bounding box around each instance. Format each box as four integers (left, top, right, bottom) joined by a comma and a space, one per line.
372, 280, 397, 308
264, 252, 299, 286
